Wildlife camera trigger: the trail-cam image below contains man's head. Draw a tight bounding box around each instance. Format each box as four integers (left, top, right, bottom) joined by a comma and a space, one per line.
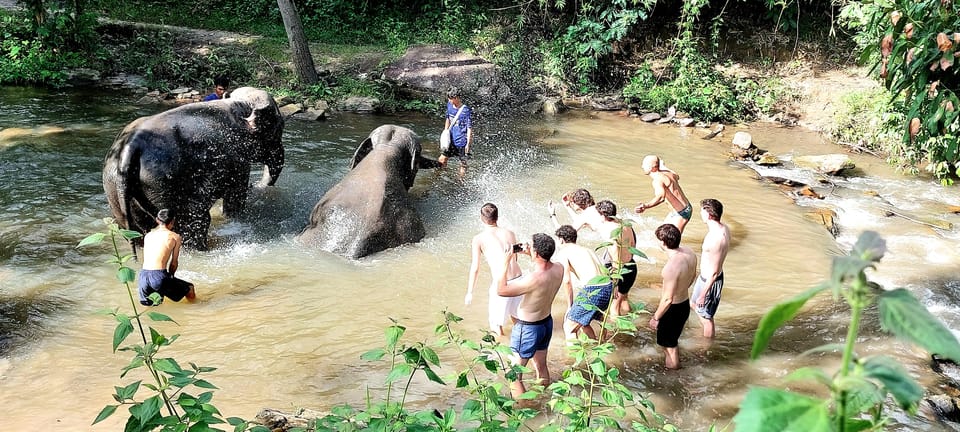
156, 208, 176, 227
447, 87, 462, 106
570, 188, 595, 210
700, 198, 723, 222
480, 202, 498, 225
596, 200, 617, 221
642, 155, 660, 175
555, 225, 577, 244
531, 233, 556, 261
213, 75, 230, 99
655, 224, 681, 250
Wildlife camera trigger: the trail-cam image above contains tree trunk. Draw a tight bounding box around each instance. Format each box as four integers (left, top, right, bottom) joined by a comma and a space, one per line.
276, 0, 318, 85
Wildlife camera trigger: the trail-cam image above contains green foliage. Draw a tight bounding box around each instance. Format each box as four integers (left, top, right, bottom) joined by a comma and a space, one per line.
861, 0, 960, 182
830, 88, 906, 158
77, 219, 263, 431
737, 231, 960, 431
0, 11, 90, 85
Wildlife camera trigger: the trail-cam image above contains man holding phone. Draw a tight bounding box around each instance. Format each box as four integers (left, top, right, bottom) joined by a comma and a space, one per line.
466, 203, 523, 336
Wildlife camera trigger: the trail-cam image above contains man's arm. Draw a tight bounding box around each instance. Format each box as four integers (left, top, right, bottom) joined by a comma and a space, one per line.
465, 127, 473, 154
636, 177, 667, 213
560, 260, 574, 308
168, 235, 182, 276
649, 266, 679, 328
497, 247, 531, 297
466, 236, 483, 305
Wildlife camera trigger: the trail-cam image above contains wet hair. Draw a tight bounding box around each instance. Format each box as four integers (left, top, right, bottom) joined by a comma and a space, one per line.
701, 198, 723, 221
531, 233, 556, 261
596, 200, 617, 220
447, 87, 461, 99
570, 188, 595, 210
156, 208, 176, 225
655, 224, 681, 250
480, 203, 498, 224
555, 225, 577, 243
213, 75, 230, 88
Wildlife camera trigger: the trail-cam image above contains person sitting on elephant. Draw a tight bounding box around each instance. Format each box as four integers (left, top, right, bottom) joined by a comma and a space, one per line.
138, 209, 196, 306
438, 87, 472, 175
203, 75, 230, 101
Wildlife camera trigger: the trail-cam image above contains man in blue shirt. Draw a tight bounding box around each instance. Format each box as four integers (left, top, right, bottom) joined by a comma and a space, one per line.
202, 76, 229, 101
438, 87, 473, 175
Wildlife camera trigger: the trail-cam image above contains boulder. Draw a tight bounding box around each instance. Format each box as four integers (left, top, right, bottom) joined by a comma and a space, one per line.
732, 131, 753, 149
542, 97, 566, 116
675, 118, 695, 127
640, 112, 661, 122
382, 44, 510, 106
169, 87, 192, 95
794, 154, 856, 175
279, 103, 303, 118
702, 124, 725, 140
804, 207, 838, 237
254, 408, 333, 431
756, 152, 781, 166
291, 108, 327, 121
797, 186, 824, 199
338, 96, 380, 113
64, 68, 101, 85
922, 395, 960, 423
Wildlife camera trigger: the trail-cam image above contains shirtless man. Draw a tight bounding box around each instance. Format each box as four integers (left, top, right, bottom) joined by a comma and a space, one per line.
548, 188, 605, 232
634, 155, 693, 233
596, 200, 638, 317
497, 233, 564, 399
138, 209, 196, 306
553, 225, 611, 341
691, 199, 730, 338
648, 224, 697, 370
466, 203, 523, 336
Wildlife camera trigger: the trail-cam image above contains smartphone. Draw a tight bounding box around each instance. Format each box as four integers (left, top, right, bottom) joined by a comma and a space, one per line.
512, 243, 524, 253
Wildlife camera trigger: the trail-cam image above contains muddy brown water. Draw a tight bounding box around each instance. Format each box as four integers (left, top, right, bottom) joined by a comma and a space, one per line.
1, 87, 959, 430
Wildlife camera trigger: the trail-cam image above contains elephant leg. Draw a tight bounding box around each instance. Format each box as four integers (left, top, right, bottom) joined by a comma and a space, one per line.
179, 203, 212, 250
222, 172, 249, 218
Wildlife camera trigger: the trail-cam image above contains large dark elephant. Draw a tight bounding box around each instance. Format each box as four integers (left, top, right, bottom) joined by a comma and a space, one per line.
103, 87, 285, 250
299, 124, 441, 258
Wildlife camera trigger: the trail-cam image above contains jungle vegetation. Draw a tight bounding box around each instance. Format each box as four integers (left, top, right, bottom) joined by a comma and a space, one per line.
0, 0, 956, 180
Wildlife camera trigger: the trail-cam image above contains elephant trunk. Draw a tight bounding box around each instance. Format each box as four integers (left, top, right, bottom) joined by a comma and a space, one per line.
258, 163, 283, 187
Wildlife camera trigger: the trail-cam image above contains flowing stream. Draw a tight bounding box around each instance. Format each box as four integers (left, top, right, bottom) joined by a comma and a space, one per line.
1, 86, 959, 430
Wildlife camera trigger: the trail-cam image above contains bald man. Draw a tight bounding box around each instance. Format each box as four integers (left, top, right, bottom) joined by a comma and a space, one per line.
634, 155, 693, 233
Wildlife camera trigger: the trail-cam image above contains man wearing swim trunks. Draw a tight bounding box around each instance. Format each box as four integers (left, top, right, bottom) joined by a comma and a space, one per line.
553, 225, 611, 342
497, 233, 564, 399
634, 155, 693, 234
596, 200, 638, 317
648, 224, 696, 370
466, 203, 523, 336
691, 198, 730, 338
138, 209, 195, 306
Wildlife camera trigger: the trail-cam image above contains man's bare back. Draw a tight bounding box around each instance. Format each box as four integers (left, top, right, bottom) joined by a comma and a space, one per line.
142, 226, 182, 272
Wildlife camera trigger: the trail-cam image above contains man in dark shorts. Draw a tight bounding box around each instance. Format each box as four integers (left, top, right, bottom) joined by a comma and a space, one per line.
438, 87, 473, 177
138, 209, 196, 306
648, 224, 696, 369
596, 200, 638, 317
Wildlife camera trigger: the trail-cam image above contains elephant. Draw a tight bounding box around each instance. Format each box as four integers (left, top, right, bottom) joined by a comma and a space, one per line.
299, 124, 441, 258
103, 87, 285, 251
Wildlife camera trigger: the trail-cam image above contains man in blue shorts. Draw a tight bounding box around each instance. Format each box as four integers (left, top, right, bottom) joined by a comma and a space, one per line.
553, 225, 612, 342
691, 198, 730, 338
497, 233, 564, 398
438, 87, 473, 176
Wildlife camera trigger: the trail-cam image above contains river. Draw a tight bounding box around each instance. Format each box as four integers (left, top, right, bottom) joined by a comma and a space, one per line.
1, 86, 958, 430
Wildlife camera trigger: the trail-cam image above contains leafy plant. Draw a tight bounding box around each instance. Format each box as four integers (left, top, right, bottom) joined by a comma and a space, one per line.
77, 219, 266, 432
735, 231, 960, 431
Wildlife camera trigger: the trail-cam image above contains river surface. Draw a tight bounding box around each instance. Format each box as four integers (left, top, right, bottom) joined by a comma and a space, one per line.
1, 86, 959, 430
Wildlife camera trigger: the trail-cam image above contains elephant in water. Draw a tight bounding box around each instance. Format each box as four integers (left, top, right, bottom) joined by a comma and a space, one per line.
103, 87, 285, 250
299, 124, 441, 258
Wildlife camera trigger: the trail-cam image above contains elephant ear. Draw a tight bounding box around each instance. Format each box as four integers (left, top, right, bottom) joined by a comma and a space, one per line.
350, 137, 374, 169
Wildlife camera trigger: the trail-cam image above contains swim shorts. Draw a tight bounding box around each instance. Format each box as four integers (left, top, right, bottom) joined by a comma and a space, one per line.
489, 278, 523, 330
691, 272, 724, 319
566, 281, 614, 326
670, 202, 693, 221
138, 269, 192, 306
442, 145, 468, 163
510, 315, 553, 359
605, 260, 637, 294
656, 302, 690, 348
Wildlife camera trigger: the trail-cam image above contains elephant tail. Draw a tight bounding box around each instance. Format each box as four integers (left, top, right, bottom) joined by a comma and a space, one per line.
115, 139, 153, 259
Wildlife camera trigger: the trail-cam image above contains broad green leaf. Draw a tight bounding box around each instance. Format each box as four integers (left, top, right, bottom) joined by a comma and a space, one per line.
837, 376, 883, 414
116, 380, 141, 401
799, 343, 846, 358
120, 229, 143, 240
422, 365, 446, 385
879, 288, 960, 362
193, 379, 218, 389
385, 363, 413, 384
851, 231, 886, 262
147, 311, 177, 323
117, 266, 136, 283
751, 284, 827, 360
483, 359, 499, 373
421, 347, 440, 366
863, 355, 923, 409
112, 317, 133, 352
360, 348, 385, 361
121, 358, 144, 378
92, 405, 118, 424
77, 232, 105, 248
784, 367, 831, 387
138, 395, 163, 426
149, 327, 166, 346
153, 358, 185, 374
733, 387, 830, 432
456, 372, 468, 388
628, 247, 647, 260
385, 325, 405, 350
